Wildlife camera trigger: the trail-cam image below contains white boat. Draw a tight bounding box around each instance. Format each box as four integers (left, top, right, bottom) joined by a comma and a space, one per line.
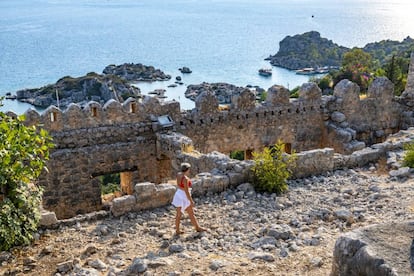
258, 68, 272, 77
295, 67, 316, 75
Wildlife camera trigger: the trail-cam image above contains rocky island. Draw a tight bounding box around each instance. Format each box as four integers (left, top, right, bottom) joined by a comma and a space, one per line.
184, 82, 248, 104
15, 63, 171, 109
267, 31, 414, 70
103, 63, 171, 82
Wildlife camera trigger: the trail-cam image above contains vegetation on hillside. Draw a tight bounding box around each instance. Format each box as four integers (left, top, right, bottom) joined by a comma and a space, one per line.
251, 142, 296, 194
310, 46, 413, 95
271, 31, 413, 95
402, 143, 414, 168
0, 100, 53, 251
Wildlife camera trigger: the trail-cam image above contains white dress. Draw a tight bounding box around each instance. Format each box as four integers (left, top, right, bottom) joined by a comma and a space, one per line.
172, 188, 191, 214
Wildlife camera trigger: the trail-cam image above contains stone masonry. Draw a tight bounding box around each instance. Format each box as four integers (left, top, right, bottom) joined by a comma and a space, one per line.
15, 53, 414, 219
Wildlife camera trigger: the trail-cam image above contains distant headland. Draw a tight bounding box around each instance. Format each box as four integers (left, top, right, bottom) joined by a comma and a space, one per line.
266, 31, 414, 70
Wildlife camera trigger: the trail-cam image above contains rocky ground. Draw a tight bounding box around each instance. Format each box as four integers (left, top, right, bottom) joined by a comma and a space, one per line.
1, 166, 414, 276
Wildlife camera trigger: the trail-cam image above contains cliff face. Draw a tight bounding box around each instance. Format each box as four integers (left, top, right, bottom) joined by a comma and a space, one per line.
267, 31, 414, 70
267, 31, 348, 70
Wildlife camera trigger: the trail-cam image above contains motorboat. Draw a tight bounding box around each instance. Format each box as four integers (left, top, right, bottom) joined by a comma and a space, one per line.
258, 68, 272, 77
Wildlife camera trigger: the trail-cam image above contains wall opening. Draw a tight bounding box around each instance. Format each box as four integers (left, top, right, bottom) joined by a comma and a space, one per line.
230, 150, 245, 160
284, 143, 292, 154
95, 168, 137, 205
130, 102, 137, 113
245, 149, 254, 160
91, 107, 98, 117
100, 173, 121, 203
50, 112, 57, 122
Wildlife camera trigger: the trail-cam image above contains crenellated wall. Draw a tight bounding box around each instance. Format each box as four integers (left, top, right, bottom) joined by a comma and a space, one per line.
16, 54, 414, 219
178, 92, 325, 153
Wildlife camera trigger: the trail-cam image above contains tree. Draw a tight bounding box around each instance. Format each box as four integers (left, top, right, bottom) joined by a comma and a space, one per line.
251, 142, 296, 194
333, 48, 374, 92
0, 101, 53, 251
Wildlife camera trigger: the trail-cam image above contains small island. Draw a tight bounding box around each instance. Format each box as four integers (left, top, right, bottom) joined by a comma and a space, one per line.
14, 63, 171, 109
266, 31, 414, 71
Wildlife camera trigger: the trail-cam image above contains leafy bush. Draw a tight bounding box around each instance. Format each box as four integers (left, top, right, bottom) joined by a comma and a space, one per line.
402, 143, 414, 168
0, 103, 53, 251
100, 174, 120, 195
230, 150, 244, 161
251, 142, 296, 194
290, 86, 300, 98
101, 183, 121, 195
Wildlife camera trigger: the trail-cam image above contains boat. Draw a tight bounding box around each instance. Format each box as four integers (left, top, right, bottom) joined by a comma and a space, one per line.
295, 66, 333, 75
5, 92, 16, 100
258, 68, 272, 77
295, 67, 316, 75
148, 89, 166, 96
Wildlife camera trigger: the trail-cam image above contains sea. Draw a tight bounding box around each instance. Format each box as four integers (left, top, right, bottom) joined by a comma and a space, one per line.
1, 0, 414, 114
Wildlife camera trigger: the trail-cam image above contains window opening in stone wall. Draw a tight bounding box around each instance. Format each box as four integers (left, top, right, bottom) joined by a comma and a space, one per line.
230, 150, 245, 160
245, 149, 254, 160
98, 171, 136, 203
284, 143, 292, 154
100, 173, 121, 203
268, 142, 292, 154
130, 102, 137, 113
91, 107, 98, 117
50, 112, 57, 122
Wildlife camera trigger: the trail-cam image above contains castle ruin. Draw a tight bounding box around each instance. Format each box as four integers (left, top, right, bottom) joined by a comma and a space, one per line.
16, 54, 414, 219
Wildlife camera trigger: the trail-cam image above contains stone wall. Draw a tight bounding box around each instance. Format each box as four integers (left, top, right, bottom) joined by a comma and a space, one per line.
16, 56, 414, 219
179, 83, 325, 154
26, 98, 182, 219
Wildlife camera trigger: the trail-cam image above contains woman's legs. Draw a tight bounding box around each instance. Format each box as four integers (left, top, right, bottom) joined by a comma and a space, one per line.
175, 207, 183, 234
186, 206, 206, 232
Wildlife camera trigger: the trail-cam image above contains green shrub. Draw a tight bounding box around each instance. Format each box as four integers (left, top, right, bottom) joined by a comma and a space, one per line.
230, 150, 244, 161
290, 86, 300, 98
251, 142, 296, 194
0, 101, 53, 251
403, 143, 414, 168
100, 174, 120, 195
101, 183, 121, 195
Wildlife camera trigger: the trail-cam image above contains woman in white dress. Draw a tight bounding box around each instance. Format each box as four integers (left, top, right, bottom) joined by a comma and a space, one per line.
172, 162, 206, 235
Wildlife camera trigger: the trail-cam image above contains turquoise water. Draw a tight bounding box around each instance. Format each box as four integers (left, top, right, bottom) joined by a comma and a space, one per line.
1, 0, 414, 113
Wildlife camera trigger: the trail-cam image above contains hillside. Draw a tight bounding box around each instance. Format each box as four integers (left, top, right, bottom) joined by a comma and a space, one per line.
266, 31, 414, 70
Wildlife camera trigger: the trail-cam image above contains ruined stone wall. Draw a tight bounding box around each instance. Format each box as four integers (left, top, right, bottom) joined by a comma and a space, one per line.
40, 140, 157, 219
17, 57, 414, 219
324, 78, 402, 153
178, 79, 404, 155
178, 83, 325, 154
23, 98, 181, 219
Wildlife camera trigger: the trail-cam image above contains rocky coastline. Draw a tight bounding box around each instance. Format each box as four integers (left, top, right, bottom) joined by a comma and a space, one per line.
267, 31, 414, 70
14, 63, 171, 110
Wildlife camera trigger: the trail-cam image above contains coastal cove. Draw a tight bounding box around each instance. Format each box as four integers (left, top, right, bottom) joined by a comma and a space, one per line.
1, 0, 414, 113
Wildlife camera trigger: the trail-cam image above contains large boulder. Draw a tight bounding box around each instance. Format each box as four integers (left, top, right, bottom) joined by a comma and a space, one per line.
331, 222, 414, 275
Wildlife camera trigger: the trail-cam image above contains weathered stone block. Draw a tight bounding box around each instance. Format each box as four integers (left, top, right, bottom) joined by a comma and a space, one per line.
293, 148, 335, 178
227, 172, 245, 187
134, 182, 156, 198
154, 184, 176, 205
331, 223, 407, 276
39, 210, 58, 227
111, 195, 136, 217
347, 147, 383, 168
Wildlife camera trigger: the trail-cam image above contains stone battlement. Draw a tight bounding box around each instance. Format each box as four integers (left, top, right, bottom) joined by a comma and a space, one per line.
21, 53, 414, 219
